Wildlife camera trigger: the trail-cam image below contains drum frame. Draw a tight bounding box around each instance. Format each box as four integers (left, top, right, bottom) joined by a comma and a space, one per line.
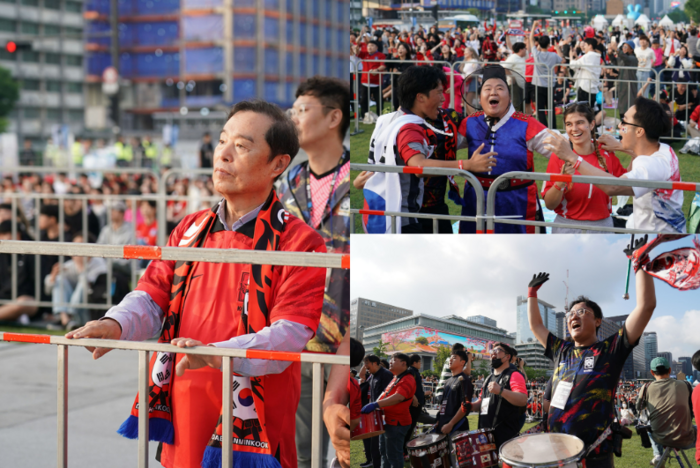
498, 433, 586, 468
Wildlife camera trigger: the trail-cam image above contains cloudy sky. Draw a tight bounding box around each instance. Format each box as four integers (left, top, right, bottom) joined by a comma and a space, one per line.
351, 235, 700, 361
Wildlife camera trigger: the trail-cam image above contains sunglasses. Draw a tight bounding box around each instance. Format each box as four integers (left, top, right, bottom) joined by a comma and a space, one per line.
620, 118, 642, 128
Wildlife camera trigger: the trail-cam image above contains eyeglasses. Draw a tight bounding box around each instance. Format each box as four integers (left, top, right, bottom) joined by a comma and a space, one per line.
286, 104, 337, 118
620, 118, 642, 128
490, 348, 505, 355
565, 308, 593, 320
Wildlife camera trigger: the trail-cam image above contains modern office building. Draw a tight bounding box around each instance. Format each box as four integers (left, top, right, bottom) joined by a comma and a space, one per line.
466, 315, 498, 328
350, 297, 412, 343
644, 331, 658, 379
362, 313, 513, 371
83, 0, 349, 137
658, 352, 673, 366
633, 332, 647, 379
0, 0, 86, 144
556, 311, 566, 340
679, 357, 693, 377
516, 295, 557, 344
607, 314, 636, 380
515, 341, 553, 372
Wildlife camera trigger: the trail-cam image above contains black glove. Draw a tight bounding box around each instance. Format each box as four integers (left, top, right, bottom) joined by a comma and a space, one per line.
623, 235, 650, 272
528, 272, 550, 298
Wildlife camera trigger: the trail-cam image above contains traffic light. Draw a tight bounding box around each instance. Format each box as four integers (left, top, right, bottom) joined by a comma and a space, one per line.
5, 41, 32, 54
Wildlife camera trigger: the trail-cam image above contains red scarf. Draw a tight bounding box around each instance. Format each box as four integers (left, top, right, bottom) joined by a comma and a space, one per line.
118, 190, 289, 468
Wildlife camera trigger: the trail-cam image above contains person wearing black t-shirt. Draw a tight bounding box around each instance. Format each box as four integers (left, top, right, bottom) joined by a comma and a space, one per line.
363, 354, 395, 468
0, 221, 38, 321
199, 132, 214, 169
526, 237, 657, 468
436, 350, 473, 435
672, 82, 699, 122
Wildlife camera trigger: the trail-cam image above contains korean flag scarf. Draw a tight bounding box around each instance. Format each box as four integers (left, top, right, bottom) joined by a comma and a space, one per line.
118, 190, 288, 468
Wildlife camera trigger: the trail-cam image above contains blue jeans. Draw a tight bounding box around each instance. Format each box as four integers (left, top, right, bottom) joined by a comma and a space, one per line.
380, 424, 410, 468
637, 70, 652, 98
52, 274, 89, 325
649, 431, 664, 459
650, 65, 665, 97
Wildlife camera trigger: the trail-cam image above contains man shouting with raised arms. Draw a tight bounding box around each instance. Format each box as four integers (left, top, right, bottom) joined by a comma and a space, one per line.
526, 236, 657, 468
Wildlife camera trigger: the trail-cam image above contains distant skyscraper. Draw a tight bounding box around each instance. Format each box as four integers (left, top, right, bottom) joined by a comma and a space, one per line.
516, 296, 557, 344
644, 332, 658, 379
350, 297, 412, 342
658, 352, 673, 367
679, 357, 693, 377
607, 314, 635, 380
466, 315, 498, 328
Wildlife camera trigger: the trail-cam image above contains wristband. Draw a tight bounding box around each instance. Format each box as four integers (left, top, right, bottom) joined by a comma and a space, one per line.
527, 287, 538, 298
554, 183, 567, 193
458, 160, 464, 171
572, 155, 583, 171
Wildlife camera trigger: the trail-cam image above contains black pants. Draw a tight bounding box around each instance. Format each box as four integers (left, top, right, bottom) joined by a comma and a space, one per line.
371, 435, 381, 468
359, 85, 382, 118
536, 86, 553, 128
577, 88, 599, 112
419, 203, 453, 234
362, 437, 373, 464
403, 405, 423, 455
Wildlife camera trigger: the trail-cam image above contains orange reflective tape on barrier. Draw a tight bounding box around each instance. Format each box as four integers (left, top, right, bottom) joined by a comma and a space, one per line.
341, 255, 350, 269
672, 182, 698, 192
123, 246, 162, 260
403, 166, 424, 174
359, 209, 385, 216
246, 349, 301, 362
550, 174, 573, 183
3, 333, 51, 344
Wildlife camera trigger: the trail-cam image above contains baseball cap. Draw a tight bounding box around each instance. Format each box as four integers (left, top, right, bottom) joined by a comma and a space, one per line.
650, 356, 670, 371
622, 40, 636, 50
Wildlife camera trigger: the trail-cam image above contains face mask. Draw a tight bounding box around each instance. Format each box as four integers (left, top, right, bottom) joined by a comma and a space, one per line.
491, 357, 503, 369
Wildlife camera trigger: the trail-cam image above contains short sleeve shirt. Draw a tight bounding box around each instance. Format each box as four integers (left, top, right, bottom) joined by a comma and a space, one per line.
380, 372, 416, 426
349, 375, 362, 420
545, 328, 637, 457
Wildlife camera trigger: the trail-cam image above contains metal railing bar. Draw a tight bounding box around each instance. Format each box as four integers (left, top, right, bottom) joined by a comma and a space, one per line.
0, 241, 346, 269
57, 344, 68, 468
310, 362, 324, 468
138, 350, 149, 468
222, 357, 233, 468
0, 333, 348, 365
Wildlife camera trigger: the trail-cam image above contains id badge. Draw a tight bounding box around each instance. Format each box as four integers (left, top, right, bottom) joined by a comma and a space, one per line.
550, 381, 573, 410
440, 401, 447, 415
480, 397, 490, 415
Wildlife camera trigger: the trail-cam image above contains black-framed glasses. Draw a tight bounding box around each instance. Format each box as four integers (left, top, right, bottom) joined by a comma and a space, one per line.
565, 308, 593, 320
620, 118, 642, 128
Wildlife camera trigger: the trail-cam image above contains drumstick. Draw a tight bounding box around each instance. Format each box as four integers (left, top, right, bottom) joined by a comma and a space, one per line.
623, 234, 634, 300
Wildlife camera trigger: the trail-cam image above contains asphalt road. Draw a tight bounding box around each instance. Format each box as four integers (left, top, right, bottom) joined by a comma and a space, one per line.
0, 341, 161, 467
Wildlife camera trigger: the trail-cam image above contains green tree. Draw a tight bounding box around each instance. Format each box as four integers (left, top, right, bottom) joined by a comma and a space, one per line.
0, 66, 19, 133
523, 366, 549, 381
668, 9, 689, 23
415, 336, 429, 345
433, 345, 451, 373
472, 359, 490, 378
421, 369, 438, 379
686, 0, 700, 22
372, 338, 388, 358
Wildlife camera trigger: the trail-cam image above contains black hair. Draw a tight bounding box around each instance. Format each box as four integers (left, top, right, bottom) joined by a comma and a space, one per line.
71, 231, 97, 244
392, 353, 409, 366
584, 38, 597, 49
538, 36, 550, 49
652, 366, 670, 376
512, 42, 526, 53
350, 338, 365, 368
0, 219, 19, 235
451, 349, 468, 363
142, 200, 157, 209
409, 354, 421, 365
563, 103, 607, 172
381, 359, 390, 368
397, 66, 446, 111
631, 97, 672, 142
493, 342, 515, 360
227, 100, 300, 174
396, 41, 413, 59
451, 343, 465, 352
692, 350, 700, 372
40, 204, 59, 220
296, 76, 351, 139
364, 354, 380, 365
570, 295, 603, 333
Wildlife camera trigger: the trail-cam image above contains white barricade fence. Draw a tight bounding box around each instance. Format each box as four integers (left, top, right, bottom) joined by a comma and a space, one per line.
0, 240, 349, 468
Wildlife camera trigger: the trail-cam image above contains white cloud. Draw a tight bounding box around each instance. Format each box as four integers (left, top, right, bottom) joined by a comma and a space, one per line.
648, 310, 700, 360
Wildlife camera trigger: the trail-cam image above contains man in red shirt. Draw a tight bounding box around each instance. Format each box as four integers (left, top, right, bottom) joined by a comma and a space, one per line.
353, 40, 386, 119
361, 353, 416, 468
693, 350, 700, 465
66, 100, 326, 468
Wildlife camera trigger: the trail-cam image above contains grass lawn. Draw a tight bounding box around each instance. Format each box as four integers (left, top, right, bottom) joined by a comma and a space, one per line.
0, 323, 69, 336
350, 113, 700, 233
350, 414, 695, 467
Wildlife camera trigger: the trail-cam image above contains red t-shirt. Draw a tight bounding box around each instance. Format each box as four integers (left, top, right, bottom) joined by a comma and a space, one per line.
542, 146, 627, 221
136, 219, 158, 246
396, 123, 435, 164
349, 375, 362, 421
135, 210, 326, 468
358, 51, 386, 86
379, 372, 416, 426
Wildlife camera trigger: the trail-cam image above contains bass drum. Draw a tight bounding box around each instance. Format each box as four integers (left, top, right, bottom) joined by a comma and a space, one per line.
407, 433, 452, 468
499, 433, 586, 468
452, 428, 498, 467
350, 409, 385, 440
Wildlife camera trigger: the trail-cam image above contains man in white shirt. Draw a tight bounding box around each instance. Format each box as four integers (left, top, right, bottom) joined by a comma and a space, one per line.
503, 41, 527, 112
569, 38, 602, 111
635, 36, 656, 98
529, 20, 564, 128
544, 97, 686, 233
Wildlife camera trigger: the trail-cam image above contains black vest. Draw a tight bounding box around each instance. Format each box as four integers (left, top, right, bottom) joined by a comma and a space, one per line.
478, 366, 521, 448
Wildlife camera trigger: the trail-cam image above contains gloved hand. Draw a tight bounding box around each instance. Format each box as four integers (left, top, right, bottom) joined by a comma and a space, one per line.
528, 272, 550, 298
361, 402, 380, 414
623, 234, 650, 272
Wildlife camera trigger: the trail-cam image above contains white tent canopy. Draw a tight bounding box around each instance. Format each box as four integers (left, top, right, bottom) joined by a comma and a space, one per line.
592, 15, 608, 31
659, 15, 674, 27
612, 14, 627, 27
635, 14, 650, 29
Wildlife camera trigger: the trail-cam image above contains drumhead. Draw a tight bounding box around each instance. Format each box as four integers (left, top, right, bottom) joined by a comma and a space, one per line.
407, 433, 446, 448
499, 433, 585, 466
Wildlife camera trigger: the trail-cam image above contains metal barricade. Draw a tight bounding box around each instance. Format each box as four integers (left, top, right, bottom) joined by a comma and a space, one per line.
0, 240, 348, 468
158, 168, 213, 247
0, 192, 218, 313
0, 166, 160, 187
485, 171, 699, 233
349, 163, 487, 233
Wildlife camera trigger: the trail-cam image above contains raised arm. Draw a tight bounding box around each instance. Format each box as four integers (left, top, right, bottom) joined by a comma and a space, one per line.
622, 236, 657, 344
527, 273, 551, 347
